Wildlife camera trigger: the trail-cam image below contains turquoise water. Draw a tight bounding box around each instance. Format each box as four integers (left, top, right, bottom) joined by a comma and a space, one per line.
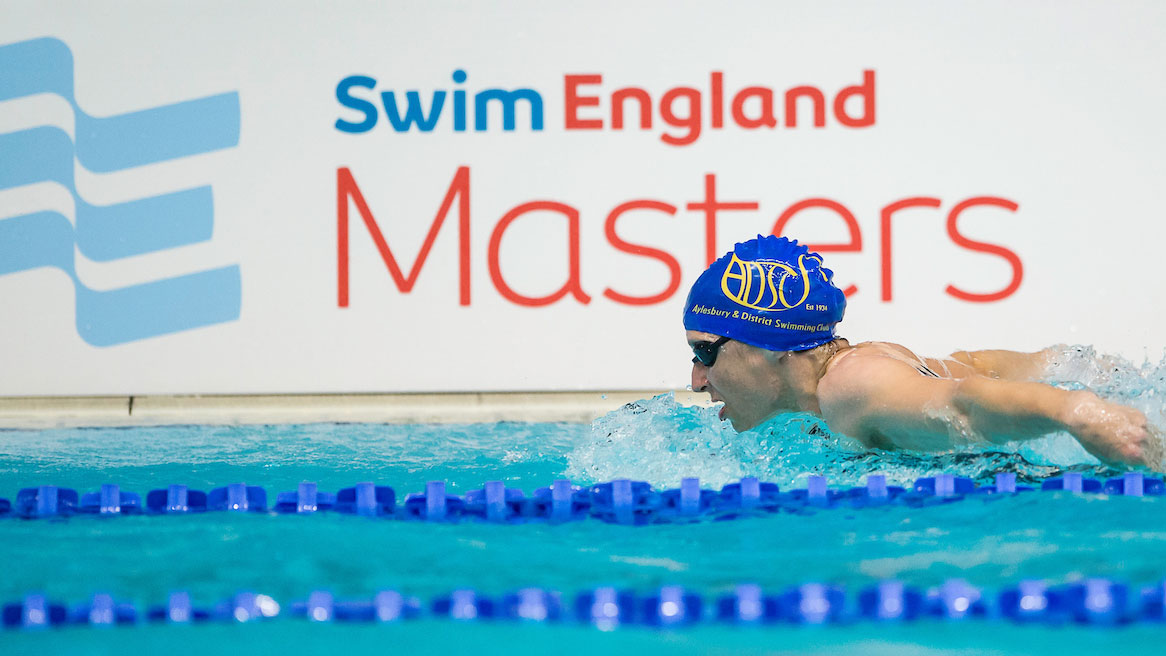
3, 346, 1166, 653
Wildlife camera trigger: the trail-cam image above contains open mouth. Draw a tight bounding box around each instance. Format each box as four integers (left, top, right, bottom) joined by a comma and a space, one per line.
714, 402, 727, 421
707, 390, 727, 421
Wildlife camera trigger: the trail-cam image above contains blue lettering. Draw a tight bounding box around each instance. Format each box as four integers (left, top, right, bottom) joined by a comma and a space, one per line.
335, 75, 379, 133
381, 91, 446, 131
453, 69, 467, 132
334, 70, 544, 135
474, 89, 544, 131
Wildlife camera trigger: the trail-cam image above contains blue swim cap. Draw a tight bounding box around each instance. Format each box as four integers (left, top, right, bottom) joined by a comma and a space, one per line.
683, 235, 846, 352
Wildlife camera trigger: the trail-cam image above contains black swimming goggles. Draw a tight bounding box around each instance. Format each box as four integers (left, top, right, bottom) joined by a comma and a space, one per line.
691, 336, 731, 367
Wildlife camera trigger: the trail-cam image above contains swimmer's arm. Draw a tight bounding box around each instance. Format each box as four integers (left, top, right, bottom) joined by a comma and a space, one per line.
841, 369, 1064, 448
948, 348, 1053, 381
819, 354, 1152, 465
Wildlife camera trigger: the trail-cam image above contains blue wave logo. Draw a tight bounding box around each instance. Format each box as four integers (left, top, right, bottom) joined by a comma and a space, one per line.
0, 37, 241, 346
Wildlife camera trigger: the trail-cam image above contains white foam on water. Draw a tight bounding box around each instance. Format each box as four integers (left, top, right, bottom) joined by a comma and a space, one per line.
565, 346, 1166, 489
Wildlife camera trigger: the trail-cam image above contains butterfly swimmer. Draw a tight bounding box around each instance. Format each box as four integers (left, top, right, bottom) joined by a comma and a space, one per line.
684, 235, 1160, 468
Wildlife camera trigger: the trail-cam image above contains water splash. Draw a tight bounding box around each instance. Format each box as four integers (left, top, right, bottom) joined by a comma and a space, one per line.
1043, 345, 1166, 424
564, 394, 745, 487
566, 346, 1166, 489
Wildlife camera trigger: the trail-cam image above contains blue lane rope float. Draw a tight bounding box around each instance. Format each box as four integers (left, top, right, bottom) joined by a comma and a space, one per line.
2, 471, 1162, 523
5, 577, 1166, 631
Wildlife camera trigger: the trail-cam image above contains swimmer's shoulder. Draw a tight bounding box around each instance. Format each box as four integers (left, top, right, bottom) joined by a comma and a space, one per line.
826, 341, 974, 380
823, 341, 916, 371
818, 342, 963, 444
820, 343, 919, 394
817, 344, 920, 438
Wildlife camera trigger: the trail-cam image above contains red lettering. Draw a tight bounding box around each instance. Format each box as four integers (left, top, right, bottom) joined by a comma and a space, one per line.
773, 198, 862, 296
686, 173, 760, 266
660, 87, 702, 146
834, 69, 876, 128
731, 87, 778, 129
784, 86, 826, 128
880, 197, 941, 301
946, 197, 1023, 302
488, 201, 592, 306
612, 87, 652, 130
337, 166, 470, 307
564, 74, 603, 129
602, 201, 682, 305
710, 71, 724, 129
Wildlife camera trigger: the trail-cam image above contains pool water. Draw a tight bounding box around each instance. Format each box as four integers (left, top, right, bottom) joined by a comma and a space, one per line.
2, 345, 1166, 654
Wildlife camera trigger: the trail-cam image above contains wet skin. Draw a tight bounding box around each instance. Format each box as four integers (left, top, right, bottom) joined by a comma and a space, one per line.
687, 329, 813, 431
686, 330, 1160, 468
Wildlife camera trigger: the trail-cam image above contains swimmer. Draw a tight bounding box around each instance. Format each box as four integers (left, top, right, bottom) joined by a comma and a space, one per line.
684, 235, 1161, 469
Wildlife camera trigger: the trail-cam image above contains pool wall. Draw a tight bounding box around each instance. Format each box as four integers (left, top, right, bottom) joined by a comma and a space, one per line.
0, 390, 710, 429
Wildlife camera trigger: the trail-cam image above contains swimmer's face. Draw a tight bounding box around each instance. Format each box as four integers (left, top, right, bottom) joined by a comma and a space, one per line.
687, 330, 786, 431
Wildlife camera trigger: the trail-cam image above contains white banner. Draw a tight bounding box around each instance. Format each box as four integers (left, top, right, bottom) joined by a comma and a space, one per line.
1, 1, 1164, 395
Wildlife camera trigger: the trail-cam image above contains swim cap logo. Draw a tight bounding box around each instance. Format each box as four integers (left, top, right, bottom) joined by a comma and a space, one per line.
720, 253, 824, 311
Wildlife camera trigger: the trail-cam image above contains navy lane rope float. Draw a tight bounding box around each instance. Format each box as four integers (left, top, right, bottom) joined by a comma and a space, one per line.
3, 471, 1161, 523
6, 577, 1166, 631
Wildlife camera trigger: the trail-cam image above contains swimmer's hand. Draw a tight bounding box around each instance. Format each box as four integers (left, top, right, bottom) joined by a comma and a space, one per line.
1059, 391, 1161, 469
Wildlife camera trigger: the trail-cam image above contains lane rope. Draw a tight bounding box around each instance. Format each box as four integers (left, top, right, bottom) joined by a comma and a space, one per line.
1, 471, 1156, 523
5, 577, 1165, 630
